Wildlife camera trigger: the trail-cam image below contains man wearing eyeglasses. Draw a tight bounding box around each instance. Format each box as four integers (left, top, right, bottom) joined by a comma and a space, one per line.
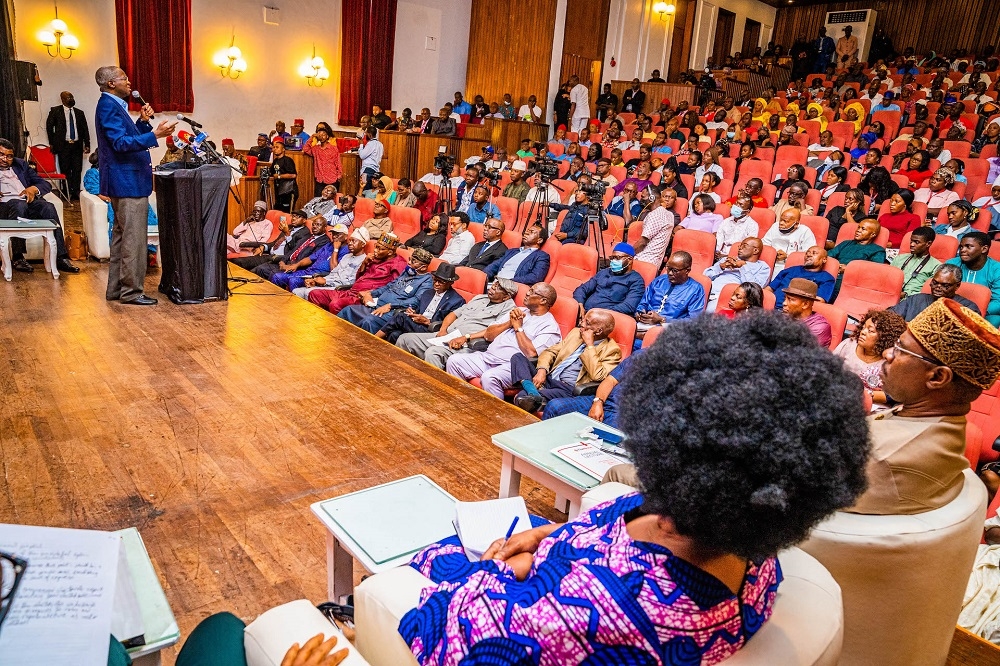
93, 66, 176, 305
891, 264, 981, 322
633, 251, 706, 348
849, 298, 1000, 515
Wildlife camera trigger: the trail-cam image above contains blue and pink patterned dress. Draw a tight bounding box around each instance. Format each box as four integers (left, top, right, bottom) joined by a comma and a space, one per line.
399, 493, 782, 665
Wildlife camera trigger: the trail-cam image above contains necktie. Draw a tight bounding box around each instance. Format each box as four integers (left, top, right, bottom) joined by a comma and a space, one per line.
551, 344, 586, 382
477, 241, 492, 257
289, 236, 317, 262
68, 109, 77, 141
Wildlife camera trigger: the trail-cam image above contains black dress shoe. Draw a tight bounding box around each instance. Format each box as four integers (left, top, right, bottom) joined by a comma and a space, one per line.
122, 295, 158, 306
56, 258, 81, 273
514, 394, 543, 412
13, 259, 33, 273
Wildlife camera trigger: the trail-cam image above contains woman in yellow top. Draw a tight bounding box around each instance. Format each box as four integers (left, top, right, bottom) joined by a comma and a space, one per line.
373, 175, 398, 204
843, 101, 866, 136
751, 98, 769, 125
806, 102, 828, 132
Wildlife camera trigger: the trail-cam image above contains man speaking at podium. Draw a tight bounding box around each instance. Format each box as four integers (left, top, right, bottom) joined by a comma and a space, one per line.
94, 66, 176, 305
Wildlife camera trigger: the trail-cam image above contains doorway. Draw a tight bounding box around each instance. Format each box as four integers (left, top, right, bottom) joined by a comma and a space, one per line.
712, 9, 736, 65
742, 18, 761, 57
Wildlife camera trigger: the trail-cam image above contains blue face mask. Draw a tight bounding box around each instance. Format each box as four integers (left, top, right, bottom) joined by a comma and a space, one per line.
609, 259, 626, 273
730, 205, 745, 218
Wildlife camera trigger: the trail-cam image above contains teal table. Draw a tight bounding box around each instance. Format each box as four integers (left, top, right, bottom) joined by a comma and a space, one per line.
491, 412, 624, 518
0, 219, 59, 281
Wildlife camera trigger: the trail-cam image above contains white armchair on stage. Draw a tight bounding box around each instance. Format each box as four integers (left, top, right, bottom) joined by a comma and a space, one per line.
801, 468, 988, 666
80, 190, 159, 264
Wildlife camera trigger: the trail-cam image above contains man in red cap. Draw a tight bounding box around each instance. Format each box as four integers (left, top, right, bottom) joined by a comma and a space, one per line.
288, 118, 309, 148
158, 135, 187, 165
219, 138, 246, 186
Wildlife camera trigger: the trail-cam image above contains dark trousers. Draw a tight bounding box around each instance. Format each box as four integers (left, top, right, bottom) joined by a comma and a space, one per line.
110, 612, 247, 666
231, 254, 274, 271
251, 260, 283, 280
107, 196, 150, 302
55, 143, 84, 198
0, 198, 68, 259
509, 352, 576, 404
378, 309, 432, 343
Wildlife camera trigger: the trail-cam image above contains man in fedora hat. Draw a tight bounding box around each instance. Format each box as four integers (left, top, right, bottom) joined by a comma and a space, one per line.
850, 299, 1000, 514
782, 277, 832, 347
338, 247, 436, 333
375, 263, 467, 343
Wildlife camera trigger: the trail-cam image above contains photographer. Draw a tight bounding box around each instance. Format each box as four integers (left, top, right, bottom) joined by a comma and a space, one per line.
269, 138, 297, 212
549, 189, 591, 244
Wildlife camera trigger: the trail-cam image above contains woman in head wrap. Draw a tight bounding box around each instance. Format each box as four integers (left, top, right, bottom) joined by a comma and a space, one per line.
971, 117, 1000, 157
913, 167, 960, 220
751, 97, 768, 125
843, 101, 866, 135
373, 175, 398, 204
806, 102, 828, 132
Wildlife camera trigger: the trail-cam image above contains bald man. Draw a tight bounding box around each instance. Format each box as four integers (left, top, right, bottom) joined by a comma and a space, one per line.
767, 245, 837, 308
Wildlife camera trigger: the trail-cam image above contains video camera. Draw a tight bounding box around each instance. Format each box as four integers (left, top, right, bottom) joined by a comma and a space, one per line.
579, 179, 608, 207
434, 153, 456, 175
482, 167, 502, 187
258, 165, 273, 182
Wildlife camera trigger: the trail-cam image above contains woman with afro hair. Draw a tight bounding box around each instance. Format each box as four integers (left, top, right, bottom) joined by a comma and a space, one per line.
398, 312, 870, 666
834, 308, 907, 408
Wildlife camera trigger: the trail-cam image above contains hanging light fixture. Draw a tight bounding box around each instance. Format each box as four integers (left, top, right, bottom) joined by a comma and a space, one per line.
38, 1, 78, 59
299, 44, 330, 87
214, 31, 247, 79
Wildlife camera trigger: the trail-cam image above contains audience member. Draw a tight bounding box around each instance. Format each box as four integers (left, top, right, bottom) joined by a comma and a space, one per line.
947, 232, 1000, 325
549, 189, 590, 244
446, 283, 561, 398
268, 138, 297, 212
248, 133, 271, 162
404, 214, 448, 256
933, 200, 977, 242
308, 233, 406, 314
829, 218, 887, 291
502, 162, 530, 202
715, 193, 759, 256
716, 282, 765, 319
892, 226, 941, 297
767, 245, 836, 308
438, 212, 476, 264
302, 125, 343, 197
518, 95, 544, 123
782, 277, 832, 347
364, 200, 394, 240
771, 181, 816, 218
762, 208, 817, 271
914, 167, 960, 220
394, 179, 417, 208
850, 299, 1000, 514
704, 238, 770, 311
294, 227, 369, 300
338, 248, 435, 333
324, 194, 356, 227
633, 188, 677, 267
834, 308, 906, 408
461, 218, 508, 270
301, 184, 338, 219
410, 182, 438, 223
635, 251, 705, 346
272, 222, 349, 291
227, 201, 273, 254
485, 223, 550, 285
374, 263, 466, 343
891, 264, 981, 321
573, 243, 646, 315
231, 210, 307, 272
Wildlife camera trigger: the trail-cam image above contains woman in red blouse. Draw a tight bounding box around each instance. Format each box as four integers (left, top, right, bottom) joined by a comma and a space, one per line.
895, 150, 932, 189
877, 189, 921, 249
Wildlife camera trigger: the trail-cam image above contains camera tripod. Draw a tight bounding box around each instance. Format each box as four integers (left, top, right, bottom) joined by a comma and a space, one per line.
518, 178, 564, 233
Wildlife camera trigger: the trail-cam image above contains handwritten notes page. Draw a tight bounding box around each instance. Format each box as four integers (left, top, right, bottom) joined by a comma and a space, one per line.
0, 524, 120, 666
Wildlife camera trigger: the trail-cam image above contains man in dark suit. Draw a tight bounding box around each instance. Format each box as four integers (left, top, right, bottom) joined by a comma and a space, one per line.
94, 66, 175, 305
461, 217, 507, 271
621, 79, 646, 114
0, 138, 79, 273
375, 263, 467, 343
484, 222, 550, 286
45, 91, 90, 200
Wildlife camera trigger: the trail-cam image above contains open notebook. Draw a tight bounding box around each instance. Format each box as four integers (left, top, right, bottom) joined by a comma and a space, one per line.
454, 497, 532, 561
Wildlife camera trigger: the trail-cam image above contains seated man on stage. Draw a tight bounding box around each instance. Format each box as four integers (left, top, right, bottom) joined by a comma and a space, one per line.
374, 263, 466, 343
338, 248, 435, 333
227, 200, 272, 254
272, 223, 349, 291
253, 215, 330, 281
396, 278, 519, 369
511, 308, 621, 412
446, 282, 562, 399
308, 233, 406, 315
0, 138, 79, 273
484, 222, 550, 286
293, 227, 370, 300
302, 184, 338, 219
231, 209, 308, 271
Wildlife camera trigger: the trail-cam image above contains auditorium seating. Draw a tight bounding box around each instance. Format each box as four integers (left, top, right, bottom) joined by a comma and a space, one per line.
834, 222, 891, 248
833, 262, 904, 319
671, 228, 717, 275
784, 251, 840, 278
898, 231, 959, 262
812, 302, 848, 349
918, 280, 992, 315
549, 244, 598, 297
716, 282, 777, 310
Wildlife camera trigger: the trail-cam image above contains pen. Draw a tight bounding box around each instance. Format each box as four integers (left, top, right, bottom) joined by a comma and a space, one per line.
504, 516, 519, 541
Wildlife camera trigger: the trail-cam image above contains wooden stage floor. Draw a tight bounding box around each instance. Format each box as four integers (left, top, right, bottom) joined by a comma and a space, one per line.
0, 263, 557, 663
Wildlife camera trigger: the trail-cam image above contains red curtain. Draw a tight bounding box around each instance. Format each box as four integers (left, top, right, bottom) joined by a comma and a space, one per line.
115, 0, 194, 113
338, 0, 397, 126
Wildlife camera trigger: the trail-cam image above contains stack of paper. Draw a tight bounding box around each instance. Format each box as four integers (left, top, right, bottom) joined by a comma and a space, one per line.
552, 442, 629, 480
454, 497, 531, 561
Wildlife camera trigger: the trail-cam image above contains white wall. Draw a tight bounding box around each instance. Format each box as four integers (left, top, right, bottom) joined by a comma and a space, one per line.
15, 0, 472, 164
689, 0, 776, 70
602, 0, 675, 85
391, 0, 471, 115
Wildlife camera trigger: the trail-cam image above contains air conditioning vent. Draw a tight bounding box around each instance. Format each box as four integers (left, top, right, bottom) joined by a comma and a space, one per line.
829, 11, 869, 24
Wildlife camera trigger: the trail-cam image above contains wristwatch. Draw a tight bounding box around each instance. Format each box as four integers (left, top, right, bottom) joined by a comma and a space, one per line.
593, 397, 604, 404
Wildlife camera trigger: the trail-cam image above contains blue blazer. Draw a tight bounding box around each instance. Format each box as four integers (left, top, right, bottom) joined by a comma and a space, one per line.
95, 92, 158, 198
485, 249, 550, 285
11, 158, 52, 196
416, 287, 466, 324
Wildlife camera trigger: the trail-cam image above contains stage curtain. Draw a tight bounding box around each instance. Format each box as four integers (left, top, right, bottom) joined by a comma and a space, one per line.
338, 0, 397, 127
115, 0, 194, 113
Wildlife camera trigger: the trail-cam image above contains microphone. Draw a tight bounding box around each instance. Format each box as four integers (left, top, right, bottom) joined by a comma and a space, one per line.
177, 130, 209, 153
175, 113, 203, 129
131, 90, 152, 118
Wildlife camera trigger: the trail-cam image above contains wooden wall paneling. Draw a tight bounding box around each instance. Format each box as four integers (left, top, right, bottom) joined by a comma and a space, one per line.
670, 0, 696, 82
379, 131, 419, 181
466, 0, 558, 120
486, 118, 551, 157
416, 134, 460, 182
609, 81, 697, 108
773, 0, 1000, 59
560, 0, 612, 116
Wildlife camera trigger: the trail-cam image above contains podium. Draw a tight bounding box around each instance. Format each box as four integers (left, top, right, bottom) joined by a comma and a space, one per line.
154, 163, 230, 304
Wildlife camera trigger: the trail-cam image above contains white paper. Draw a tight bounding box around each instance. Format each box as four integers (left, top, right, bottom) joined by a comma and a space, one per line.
0, 524, 120, 666
454, 497, 531, 561
111, 538, 145, 646
551, 442, 629, 481
426, 330, 463, 346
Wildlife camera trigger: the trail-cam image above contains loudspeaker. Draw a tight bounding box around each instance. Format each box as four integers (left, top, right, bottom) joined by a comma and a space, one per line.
14, 61, 39, 101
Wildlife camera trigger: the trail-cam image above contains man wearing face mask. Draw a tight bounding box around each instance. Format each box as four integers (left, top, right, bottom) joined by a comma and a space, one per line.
573, 243, 646, 316
762, 207, 817, 272
715, 193, 760, 257
46, 90, 90, 201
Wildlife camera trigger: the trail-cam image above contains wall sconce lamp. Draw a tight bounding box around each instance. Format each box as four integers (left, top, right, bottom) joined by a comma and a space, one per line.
298, 45, 330, 87
653, 2, 676, 21
213, 33, 247, 79
37, 1, 78, 59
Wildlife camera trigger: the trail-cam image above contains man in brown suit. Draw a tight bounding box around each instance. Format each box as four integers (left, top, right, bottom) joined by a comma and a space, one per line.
510, 309, 622, 412
849, 298, 1000, 515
